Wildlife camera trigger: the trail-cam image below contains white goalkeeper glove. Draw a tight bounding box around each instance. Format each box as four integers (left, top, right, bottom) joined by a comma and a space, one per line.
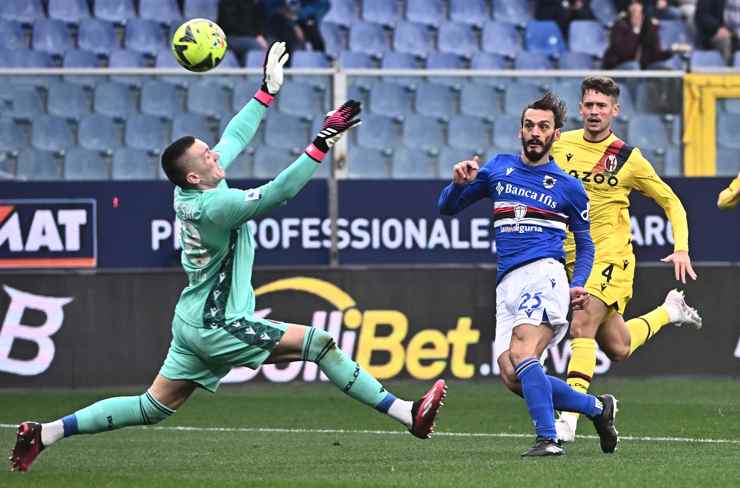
262, 41, 289, 95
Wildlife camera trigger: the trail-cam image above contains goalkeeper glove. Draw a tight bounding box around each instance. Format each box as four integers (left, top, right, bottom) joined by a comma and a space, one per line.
305, 100, 362, 162
254, 41, 290, 107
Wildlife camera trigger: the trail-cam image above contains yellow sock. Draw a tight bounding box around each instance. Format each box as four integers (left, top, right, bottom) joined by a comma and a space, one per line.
566, 338, 597, 394
626, 306, 672, 355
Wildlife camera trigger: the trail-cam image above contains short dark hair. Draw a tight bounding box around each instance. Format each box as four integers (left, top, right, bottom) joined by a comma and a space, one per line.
520, 91, 566, 129
581, 76, 620, 101
161, 136, 196, 188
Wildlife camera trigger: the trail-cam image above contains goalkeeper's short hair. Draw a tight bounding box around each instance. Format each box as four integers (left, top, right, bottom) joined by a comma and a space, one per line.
161, 136, 196, 189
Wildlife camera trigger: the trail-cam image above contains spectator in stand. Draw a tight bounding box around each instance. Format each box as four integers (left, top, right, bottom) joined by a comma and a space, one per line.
218, 0, 269, 59
695, 0, 740, 65
298, 0, 331, 52
603, 0, 691, 69
615, 0, 685, 19
535, 0, 595, 37
263, 0, 307, 58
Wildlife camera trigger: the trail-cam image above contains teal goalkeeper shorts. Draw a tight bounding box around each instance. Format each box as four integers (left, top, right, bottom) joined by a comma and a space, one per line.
159, 315, 288, 392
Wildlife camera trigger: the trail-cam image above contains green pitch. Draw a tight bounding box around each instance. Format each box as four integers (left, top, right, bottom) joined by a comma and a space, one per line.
1, 378, 738, 487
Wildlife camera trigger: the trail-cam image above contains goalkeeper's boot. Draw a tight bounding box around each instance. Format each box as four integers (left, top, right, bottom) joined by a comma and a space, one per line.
521, 437, 564, 457
9, 421, 44, 472
663, 289, 702, 329
409, 379, 447, 439
591, 394, 619, 453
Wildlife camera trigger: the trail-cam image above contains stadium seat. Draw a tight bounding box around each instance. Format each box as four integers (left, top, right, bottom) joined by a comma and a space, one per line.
0, 118, 26, 155
369, 82, 414, 119
514, 52, 554, 70
47, 81, 91, 121
646, 54, 684, 70
449, 0, 487, 29
403, 114, 445, 154
406, 0, 445, 28
292, 51, 331, 68
492, 0, 531, 26
125, 18, 167, 56
460, 83, 499, 121
627, 115, 670, 151
338, 50, 375, 68
320, 22, 344, 59
141, 80, 183, 119
414, 82, 456, 121
253, 145, 298, 179
244, 50, 264, 68
278, 82, 325, 120
64, 147, 110, 180
691, 50, 726, 69
470, 52, 509, 70
49, 0, 91, 25
230, 78, 263, 111
615, 84, 636, 119
17, 149, 62, 181
225, 152, 253, 179
716, 146, 740, 175
32, 116, 75, 153
78, 114, 121, 152
33, 19, 75, 56
356, 114, 400, 152
447, 115, 490, 153
184, 0, 219, 20
659, 20, 691, 51
552, 79, 582, 117
663, 147, 682, 176
438, 22, 478, 59
493, 115, 523, 152
717, 113, 740, 149
4, 49, 52, 68
219, 50, 241, 68
172, 113, 215, 146
362, 0, 400, 27
264, 114, 309, 151
112, 147, 158, 180
124, 114, 170, 152
590, 0, 618, 27
394, 21, 433, 58
0, 19, 26, 49
10, 86, 45, 121
426, 52, 466, 88
569, 21, 608, 57
438, 146, 484, 174
324, 0, 359, 28
79, 18, 117, 56
558, 51, 595, 70
481, 21, 521, 59
187, 81, 231, 119
381, 51, 419, 89
63, 49, 100, 68
139, 0, 182, 26
350, 21, 390, 58
347, 146, 390, 178
94, 0, 136, 24
108, 49, 149, 87
524, 21, 566, 56
0, 0, 44, 25
392, 146, 437, 178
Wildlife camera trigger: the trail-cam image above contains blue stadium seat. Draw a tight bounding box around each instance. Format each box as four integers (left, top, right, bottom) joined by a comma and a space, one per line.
362, 0, 400, 27
438, 22, 478, 59
47, 81, 91, 121
691, 50, 726, 69
4, 49, 52, 68
154, 49, 192, 86
220, 50, 241, 68
514, 52, 554, 70
95, 0, 136, 24
438, 146, 483, 176
32, 116, 75, 153
471, 52, 509, 70
716, 146, 740, 175
493, 115, 523, 152
278, 82, 325, 120
369, 82, 414, 118
659, 20, 691, 51
253, 145, 298, 179
79, 18, 117, 55
64, 147, 110, 180
10, 86, 44, 121
49, 0, 91, 25
264, 114, 309, 150
381, 51, 419, 88
0, 0, 44, 25
394, 21, 433, 58
184, 0, 218, 20
663, 147, 682, 176
324, 0, 359, 28
125, 114, 170, 152
292, 50, 331, 68
493, 0, 531, 26
224, 152, 253, 179
460, 83, 499, 121
627, 115, 670, 151
350, 21, 389, 57
347, 146, 390, 178
590, 0, 618, 26
403, 114, 445, 154
230, 78, 263, 111
17, 149, 62, 181
392, 146, 437, 178
172, 113, 215, 146
447, 115, 490, 153
415, 82, 456, 121
63, 49, 100, 68
425, 52, 466, 88
356, 114, 400, 151
79, 114, 121, 152
558, 51, 595, 69
717, 113, 740, 149
553, 80, 582, 119
187, 81, 231, 119
449, 0, 487, 29
406, 0, 445, 27
139, 0, 182, 26
112, 147, 158, 180
320, 22, 344, 59
108, 49, 150, 87
569, 21, 608, 57
0, 118, 26, 155
141, 80, 183, 118
125, 18, 167, 56
0, 19, 26, 49
616, 84, 636, 119
524, 21, 566, 56
646, 54, 684, 70
245, 49, 264, 68
481, 20, 521, 59
348, 83, 370, 108
33, 19, 75, 56
338, 50, 374, 68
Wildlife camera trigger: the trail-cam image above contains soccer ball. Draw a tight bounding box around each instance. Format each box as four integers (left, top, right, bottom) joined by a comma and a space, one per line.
171, 18, 227, 72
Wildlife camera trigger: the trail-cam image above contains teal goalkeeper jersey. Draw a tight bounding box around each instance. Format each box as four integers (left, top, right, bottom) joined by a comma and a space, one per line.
172, 98, 318, 328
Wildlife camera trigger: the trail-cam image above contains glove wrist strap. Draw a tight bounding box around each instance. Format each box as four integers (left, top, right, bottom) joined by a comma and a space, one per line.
253, 88, 274, 107
305, 142, 327, 162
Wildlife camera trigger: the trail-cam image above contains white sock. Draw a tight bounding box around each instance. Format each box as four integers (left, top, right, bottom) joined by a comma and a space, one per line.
561, 411, 579, 427
387, 399, 413, 428
41, 420, 64, 446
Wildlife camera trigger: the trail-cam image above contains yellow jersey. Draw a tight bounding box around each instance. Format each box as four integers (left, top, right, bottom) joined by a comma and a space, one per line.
717, 174, 740, 209
551, 129, 689, 262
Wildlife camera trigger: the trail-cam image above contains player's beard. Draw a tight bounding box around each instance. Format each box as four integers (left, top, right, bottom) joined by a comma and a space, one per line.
521, 134, 555, 163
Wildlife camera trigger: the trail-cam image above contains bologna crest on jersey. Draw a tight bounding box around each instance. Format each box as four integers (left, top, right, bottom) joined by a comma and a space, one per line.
514, 204, 528, 221
605, 154, 618, 173
543, 175, 556, 189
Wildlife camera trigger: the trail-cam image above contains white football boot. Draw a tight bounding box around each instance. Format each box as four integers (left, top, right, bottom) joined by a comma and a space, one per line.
663, 289, 703, 329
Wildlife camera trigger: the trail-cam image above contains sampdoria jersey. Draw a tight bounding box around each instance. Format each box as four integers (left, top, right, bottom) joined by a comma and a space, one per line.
173, 97, 317, 329
438, 154, 592, 284
551, 129, 689, 262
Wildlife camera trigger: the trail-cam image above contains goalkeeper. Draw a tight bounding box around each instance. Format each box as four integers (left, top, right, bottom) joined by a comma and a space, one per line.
10, 42, 446, 472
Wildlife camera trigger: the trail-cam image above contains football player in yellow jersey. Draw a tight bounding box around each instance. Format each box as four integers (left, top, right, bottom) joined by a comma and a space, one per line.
550, 76, 703, 442
717, 172, 740, 209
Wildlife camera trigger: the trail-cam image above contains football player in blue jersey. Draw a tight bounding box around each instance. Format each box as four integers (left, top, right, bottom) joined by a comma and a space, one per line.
439, 93, 619, 457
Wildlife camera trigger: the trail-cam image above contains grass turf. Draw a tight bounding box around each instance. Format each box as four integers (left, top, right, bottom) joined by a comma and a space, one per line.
1, 378, 738, 487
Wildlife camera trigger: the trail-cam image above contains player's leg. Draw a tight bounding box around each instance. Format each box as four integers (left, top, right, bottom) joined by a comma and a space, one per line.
267, 323, 446, 439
